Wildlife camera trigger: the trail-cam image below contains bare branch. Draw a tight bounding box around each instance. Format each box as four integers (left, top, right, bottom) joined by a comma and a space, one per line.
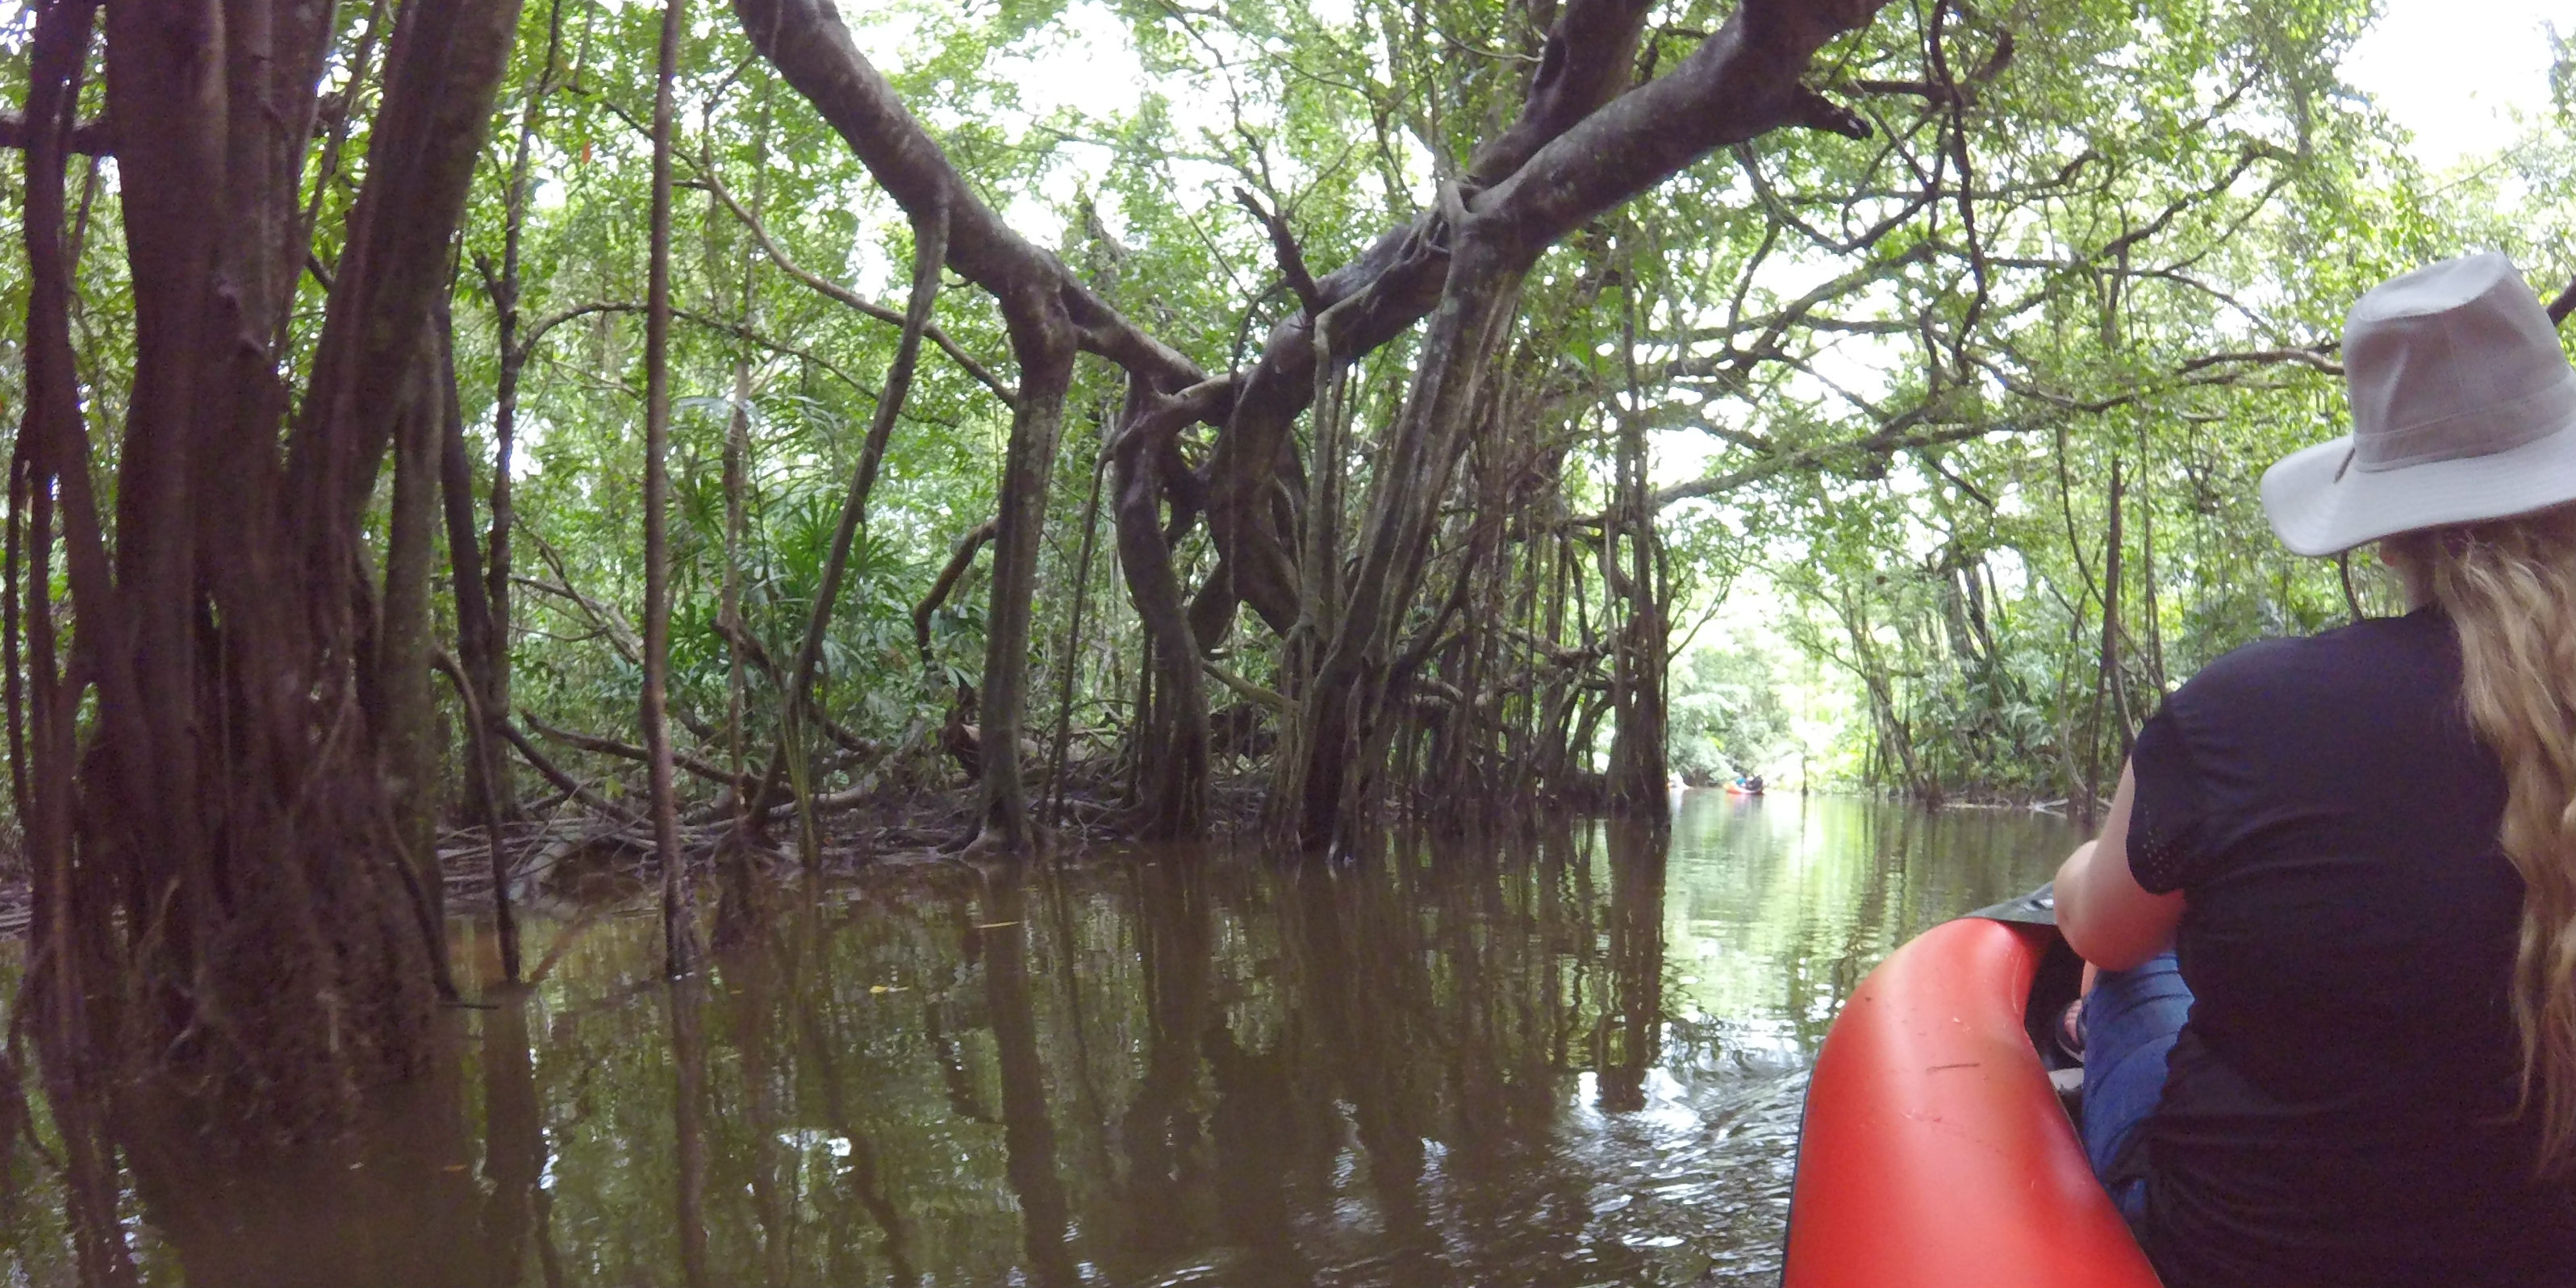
913, 519, 1000, 670
2174, 346, 2342, 376
691, 169, 1020, 407
515, 299, 900, 411
496, 719, 635, 820
1231, 186, 1323, 315
524, 710, 737, 788
1645, 334, 2348, 516
1647, 421, 1997, 511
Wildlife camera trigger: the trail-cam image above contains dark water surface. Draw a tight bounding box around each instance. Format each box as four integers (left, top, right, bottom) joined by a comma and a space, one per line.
3, 793, 2075, 1286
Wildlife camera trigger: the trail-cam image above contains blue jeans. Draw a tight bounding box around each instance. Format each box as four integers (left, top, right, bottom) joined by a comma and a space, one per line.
2079, 950, 2193, 1224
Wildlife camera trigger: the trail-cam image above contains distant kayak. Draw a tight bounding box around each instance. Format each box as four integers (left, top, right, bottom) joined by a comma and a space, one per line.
1724, 784, 1764, 797
1782, 888, 2161, 1288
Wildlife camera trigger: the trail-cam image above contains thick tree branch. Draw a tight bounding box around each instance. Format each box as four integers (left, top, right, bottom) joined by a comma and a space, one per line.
0, 112, 113, 155
1785, 86, 1873, 140
1193, 0, 1668, 633
1462, 0, 1657, 189
724, 0, 1202, 391
1203, 657, 1288, 713
1468, 0, 1905, 269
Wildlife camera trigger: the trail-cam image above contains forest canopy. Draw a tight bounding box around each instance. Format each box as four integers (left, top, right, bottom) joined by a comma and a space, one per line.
0, 0, 2572, 1217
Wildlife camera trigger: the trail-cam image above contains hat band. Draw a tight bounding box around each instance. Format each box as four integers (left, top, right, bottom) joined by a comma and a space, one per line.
2357, 375, 2576, 472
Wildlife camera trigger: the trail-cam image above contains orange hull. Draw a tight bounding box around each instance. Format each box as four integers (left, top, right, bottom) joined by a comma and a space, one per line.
1784, 917, 2162, 1288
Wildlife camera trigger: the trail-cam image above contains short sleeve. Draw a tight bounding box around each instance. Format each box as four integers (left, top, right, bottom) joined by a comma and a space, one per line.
2126, 703, 2210, 894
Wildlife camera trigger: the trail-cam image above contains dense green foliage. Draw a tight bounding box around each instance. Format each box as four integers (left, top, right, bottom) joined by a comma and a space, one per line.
2, 0, 2571, 841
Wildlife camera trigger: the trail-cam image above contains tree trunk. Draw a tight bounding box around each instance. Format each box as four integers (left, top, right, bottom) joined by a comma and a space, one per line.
712, 79, 766, 931
1108, 379, 1225, 838
378, 331, 448, 941
2136, 440, 2169, 698
478, 0, 567, 792
741, 204, 946, 833
18, 0, 525, 1194
1277, 236, 1530, 846
1266, 0, 1894, 845
1042, 429, 1110, 821
1605, 299, 1668, 808
642, 0, 695, 975
717, 350, 758, 899
11, 4, 127, 1278
436, 302, 513, 844
973, 316, 1079, 850
2083, 457, 2129, 820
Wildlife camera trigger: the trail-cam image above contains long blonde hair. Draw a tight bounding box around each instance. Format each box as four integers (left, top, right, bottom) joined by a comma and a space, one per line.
2388, 504, 2576, 1173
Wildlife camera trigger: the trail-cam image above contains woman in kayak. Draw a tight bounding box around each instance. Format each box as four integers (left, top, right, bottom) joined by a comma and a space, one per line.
2052, 252, 2576, 1287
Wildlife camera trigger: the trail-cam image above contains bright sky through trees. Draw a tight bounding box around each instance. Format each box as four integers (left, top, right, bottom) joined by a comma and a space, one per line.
2341, 0, 2561, 170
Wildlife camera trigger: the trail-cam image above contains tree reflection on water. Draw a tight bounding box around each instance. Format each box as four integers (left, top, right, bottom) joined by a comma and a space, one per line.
0, 794, 2073, 1286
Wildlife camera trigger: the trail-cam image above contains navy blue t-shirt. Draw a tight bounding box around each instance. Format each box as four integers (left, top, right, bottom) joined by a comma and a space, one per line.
2124, 607, 2576, 1286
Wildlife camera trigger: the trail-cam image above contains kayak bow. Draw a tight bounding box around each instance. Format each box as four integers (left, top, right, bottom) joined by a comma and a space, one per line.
1782, 902, 2162, 1288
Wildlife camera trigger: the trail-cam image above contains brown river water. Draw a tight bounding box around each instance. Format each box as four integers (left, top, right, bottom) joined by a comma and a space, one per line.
1, 792, 2073, 1286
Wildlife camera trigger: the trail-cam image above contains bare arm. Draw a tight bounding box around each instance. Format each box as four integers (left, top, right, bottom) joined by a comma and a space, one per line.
2056, 761, 2186, 969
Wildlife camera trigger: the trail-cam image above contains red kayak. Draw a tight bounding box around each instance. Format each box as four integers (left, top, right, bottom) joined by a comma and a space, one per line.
1783, 898, 2162, 1287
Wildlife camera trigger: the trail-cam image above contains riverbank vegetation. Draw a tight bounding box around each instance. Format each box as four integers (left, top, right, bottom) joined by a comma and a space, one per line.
1, 0, 2573, 1268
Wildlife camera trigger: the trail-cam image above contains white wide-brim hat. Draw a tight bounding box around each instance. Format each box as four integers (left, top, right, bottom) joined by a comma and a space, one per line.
2262, 251, 2576, 556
